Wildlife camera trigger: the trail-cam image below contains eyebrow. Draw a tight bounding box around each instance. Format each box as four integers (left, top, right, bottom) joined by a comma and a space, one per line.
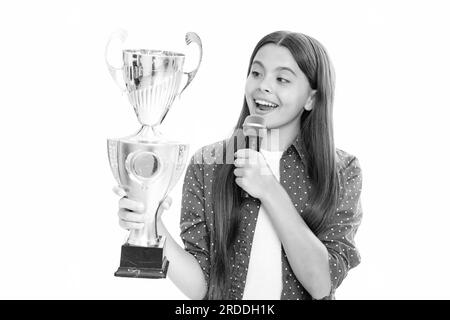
252, 60, 297, 77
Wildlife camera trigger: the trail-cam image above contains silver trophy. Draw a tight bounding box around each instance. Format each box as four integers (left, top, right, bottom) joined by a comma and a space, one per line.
105, 30, 202, 278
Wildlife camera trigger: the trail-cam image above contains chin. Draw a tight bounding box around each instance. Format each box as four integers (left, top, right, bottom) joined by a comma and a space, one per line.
265, 121, 279, 130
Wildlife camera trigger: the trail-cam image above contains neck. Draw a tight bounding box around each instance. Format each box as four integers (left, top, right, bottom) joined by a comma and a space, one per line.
262, 118, 300, 152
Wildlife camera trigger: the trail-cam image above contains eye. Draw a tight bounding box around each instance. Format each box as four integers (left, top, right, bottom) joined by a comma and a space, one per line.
251, 70, 261, 77
277, 77, 290, 84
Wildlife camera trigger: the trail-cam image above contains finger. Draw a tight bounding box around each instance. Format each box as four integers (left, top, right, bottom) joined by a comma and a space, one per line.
233, 168, 245, 177
235, 149, 261, 165
119, 218, 144, 230
235, 155, 260, 167
119, 197, 145, 212
235, 177, 244, 188
118, 208, 145, 223
113, 185, 127, 198
234, 158, 247, 167
235, 148, 258, 159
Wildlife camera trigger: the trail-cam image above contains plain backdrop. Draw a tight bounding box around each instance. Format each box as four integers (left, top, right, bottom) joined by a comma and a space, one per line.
0, 0, 449, 299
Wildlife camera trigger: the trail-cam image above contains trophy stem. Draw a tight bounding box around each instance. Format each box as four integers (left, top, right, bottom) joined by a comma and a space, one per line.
132, 125, 162, 142
154, 200, 164, 239
127, 208, 159, 247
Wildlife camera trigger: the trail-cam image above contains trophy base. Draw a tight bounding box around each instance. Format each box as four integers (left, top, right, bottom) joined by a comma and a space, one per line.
114, 259, 169, 279
114, 238, 169, 279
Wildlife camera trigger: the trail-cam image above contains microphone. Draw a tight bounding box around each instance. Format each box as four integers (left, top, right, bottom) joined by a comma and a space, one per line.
240, 115, 267, 198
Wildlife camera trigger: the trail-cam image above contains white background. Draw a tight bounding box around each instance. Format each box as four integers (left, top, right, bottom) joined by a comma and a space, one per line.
0, 0, 449, 299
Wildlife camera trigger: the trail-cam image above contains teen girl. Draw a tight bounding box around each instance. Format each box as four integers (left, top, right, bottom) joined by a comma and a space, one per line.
116, 31, 363, 300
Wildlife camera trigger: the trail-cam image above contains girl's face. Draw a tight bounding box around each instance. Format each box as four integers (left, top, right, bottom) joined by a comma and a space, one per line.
245, 44, 315, 130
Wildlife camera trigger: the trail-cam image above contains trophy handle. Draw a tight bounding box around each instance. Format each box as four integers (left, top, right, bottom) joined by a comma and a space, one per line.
105, 29, 128, 92
179, 32, 203, 96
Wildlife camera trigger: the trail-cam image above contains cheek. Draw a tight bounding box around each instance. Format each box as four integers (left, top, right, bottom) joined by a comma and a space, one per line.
283, 90, 308, 109
245, 77, 254, 95
245, 95, 254, 110
245, 78, 256, 104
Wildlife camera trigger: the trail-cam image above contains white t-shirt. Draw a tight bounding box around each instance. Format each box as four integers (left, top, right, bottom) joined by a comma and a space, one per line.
242, 148, 283, 300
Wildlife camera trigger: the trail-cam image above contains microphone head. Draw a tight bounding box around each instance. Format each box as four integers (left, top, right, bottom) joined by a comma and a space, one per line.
243, 115, 266, 137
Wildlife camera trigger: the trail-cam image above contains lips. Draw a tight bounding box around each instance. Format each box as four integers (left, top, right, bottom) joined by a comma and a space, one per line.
253, 99, 279, 115
252, 100, 277, 116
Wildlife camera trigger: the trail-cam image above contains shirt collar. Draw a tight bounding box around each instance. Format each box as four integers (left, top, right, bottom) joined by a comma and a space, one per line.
292, 134, 302, 155
288, 134, 307, 166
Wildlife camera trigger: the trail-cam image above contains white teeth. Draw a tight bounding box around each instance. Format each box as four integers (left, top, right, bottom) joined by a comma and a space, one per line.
255, 99, 278, 108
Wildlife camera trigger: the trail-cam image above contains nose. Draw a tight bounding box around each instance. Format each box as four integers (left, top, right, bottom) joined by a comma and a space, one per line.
258, 76, 272, 93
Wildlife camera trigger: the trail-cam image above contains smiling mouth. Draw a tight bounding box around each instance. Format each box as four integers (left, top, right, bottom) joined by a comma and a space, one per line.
254, 99, 279, 110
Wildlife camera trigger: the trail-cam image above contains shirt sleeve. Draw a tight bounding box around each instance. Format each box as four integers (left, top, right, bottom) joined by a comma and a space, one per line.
317, 156, 363, 298
179, 151, 211, 287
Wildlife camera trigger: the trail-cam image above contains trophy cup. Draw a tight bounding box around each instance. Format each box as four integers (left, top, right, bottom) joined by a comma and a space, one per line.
105, 30, 202, 278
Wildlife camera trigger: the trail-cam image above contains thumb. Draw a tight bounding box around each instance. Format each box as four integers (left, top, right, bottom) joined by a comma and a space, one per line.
161, 196, 173, 210
112, 185, 127, 198
157, 196, 172, 219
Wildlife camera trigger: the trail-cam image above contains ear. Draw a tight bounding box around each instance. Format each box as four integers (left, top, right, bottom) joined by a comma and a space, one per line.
304, 90, 317, 111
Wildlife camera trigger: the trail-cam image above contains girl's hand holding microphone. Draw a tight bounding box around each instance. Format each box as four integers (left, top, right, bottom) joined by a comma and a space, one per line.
112, 186, 172, 231
233, 149, 278, 200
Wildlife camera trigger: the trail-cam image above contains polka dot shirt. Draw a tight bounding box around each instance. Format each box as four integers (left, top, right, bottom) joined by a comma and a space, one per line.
180, 136, 363, 300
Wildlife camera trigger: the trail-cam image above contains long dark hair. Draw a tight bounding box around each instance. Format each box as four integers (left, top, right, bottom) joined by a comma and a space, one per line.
208, 31, 340, 299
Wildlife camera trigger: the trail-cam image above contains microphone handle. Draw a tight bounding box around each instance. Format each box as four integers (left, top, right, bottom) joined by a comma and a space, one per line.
241, 135, 261, 199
